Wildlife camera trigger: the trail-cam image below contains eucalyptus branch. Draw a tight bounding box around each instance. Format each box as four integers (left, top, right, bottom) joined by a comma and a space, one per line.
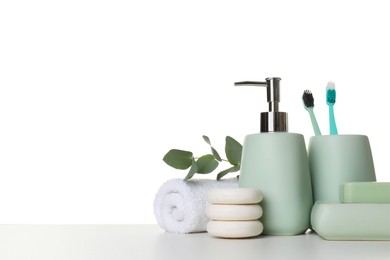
162, 135, 242, 180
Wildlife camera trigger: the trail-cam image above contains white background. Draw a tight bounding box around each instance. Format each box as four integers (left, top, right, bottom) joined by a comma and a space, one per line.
0, 0, 389, 224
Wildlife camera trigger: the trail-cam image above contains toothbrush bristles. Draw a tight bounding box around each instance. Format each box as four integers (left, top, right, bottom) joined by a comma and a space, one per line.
326, 81, 336, 105
302, 90, 314, 108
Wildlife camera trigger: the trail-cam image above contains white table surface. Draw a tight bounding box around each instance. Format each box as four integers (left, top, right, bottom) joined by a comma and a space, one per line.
0, 224, 389, 260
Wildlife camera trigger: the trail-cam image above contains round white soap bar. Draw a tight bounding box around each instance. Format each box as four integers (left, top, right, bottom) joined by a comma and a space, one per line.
207, 220, 263, 238
207, 204, 262, 221
208, 188, 263, 204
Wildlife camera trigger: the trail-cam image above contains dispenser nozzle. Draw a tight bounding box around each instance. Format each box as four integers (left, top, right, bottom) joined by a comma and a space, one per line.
235, 77, 288, 132
235, 78, 281, 113
234, 81, 267, 87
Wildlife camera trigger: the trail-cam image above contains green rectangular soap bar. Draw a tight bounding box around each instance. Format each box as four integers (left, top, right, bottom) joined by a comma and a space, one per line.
311, 202, 390, 240
340, 182, 390, 203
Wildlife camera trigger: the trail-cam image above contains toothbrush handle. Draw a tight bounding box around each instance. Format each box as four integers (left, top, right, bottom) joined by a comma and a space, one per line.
329, 105, 338, 135
308, 109, 322, 136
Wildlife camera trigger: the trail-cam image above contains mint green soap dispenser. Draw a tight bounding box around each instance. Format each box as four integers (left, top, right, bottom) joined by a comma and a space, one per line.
236, 77, 313, 235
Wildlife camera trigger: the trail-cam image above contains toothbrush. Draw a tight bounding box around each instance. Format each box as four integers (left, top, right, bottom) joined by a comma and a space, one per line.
326, 81, 338, 135
302, 90, 322, 136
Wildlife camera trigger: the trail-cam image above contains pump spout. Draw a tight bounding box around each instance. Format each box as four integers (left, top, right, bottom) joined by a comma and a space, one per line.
235, 77, 288, 133
234, 81, 267, 87
235, 78, 281, 113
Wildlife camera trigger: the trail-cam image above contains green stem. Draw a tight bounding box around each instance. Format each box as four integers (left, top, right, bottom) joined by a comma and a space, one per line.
194, 156, 229, 162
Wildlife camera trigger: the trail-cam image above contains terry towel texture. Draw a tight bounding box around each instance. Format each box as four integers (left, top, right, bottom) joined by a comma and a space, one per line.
153, 178, 238, 233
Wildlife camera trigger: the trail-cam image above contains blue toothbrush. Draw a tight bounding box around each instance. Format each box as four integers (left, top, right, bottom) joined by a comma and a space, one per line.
326, 81, 338, 135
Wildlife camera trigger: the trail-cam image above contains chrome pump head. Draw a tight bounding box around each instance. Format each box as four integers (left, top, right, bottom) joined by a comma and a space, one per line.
235, 77, 288, 132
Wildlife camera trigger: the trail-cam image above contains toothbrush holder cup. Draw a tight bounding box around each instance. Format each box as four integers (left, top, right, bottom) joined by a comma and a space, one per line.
308, 135, 376, 202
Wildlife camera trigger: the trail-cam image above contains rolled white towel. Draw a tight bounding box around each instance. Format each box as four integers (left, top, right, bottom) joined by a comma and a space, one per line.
153, 178, 238, 234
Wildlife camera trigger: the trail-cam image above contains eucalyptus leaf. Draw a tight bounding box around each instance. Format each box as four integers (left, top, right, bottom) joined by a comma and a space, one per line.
225, 136, 243, 165
184, 158, 198, 180
211, 147, 222, 162
202, 135, 211, 145
196, 154, 219, 174
163, 149, 193, 170
202, 135, 222, 162
216, 165, 240, 180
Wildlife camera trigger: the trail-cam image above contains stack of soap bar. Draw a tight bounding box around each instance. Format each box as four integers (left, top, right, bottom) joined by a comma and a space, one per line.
206, 188, 263, 238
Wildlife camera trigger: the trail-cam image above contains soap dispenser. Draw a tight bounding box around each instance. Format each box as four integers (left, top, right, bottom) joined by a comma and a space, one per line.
236, 77, 313, 235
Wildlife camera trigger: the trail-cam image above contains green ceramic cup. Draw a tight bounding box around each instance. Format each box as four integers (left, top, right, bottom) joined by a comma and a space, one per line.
308, 135, 376, 202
